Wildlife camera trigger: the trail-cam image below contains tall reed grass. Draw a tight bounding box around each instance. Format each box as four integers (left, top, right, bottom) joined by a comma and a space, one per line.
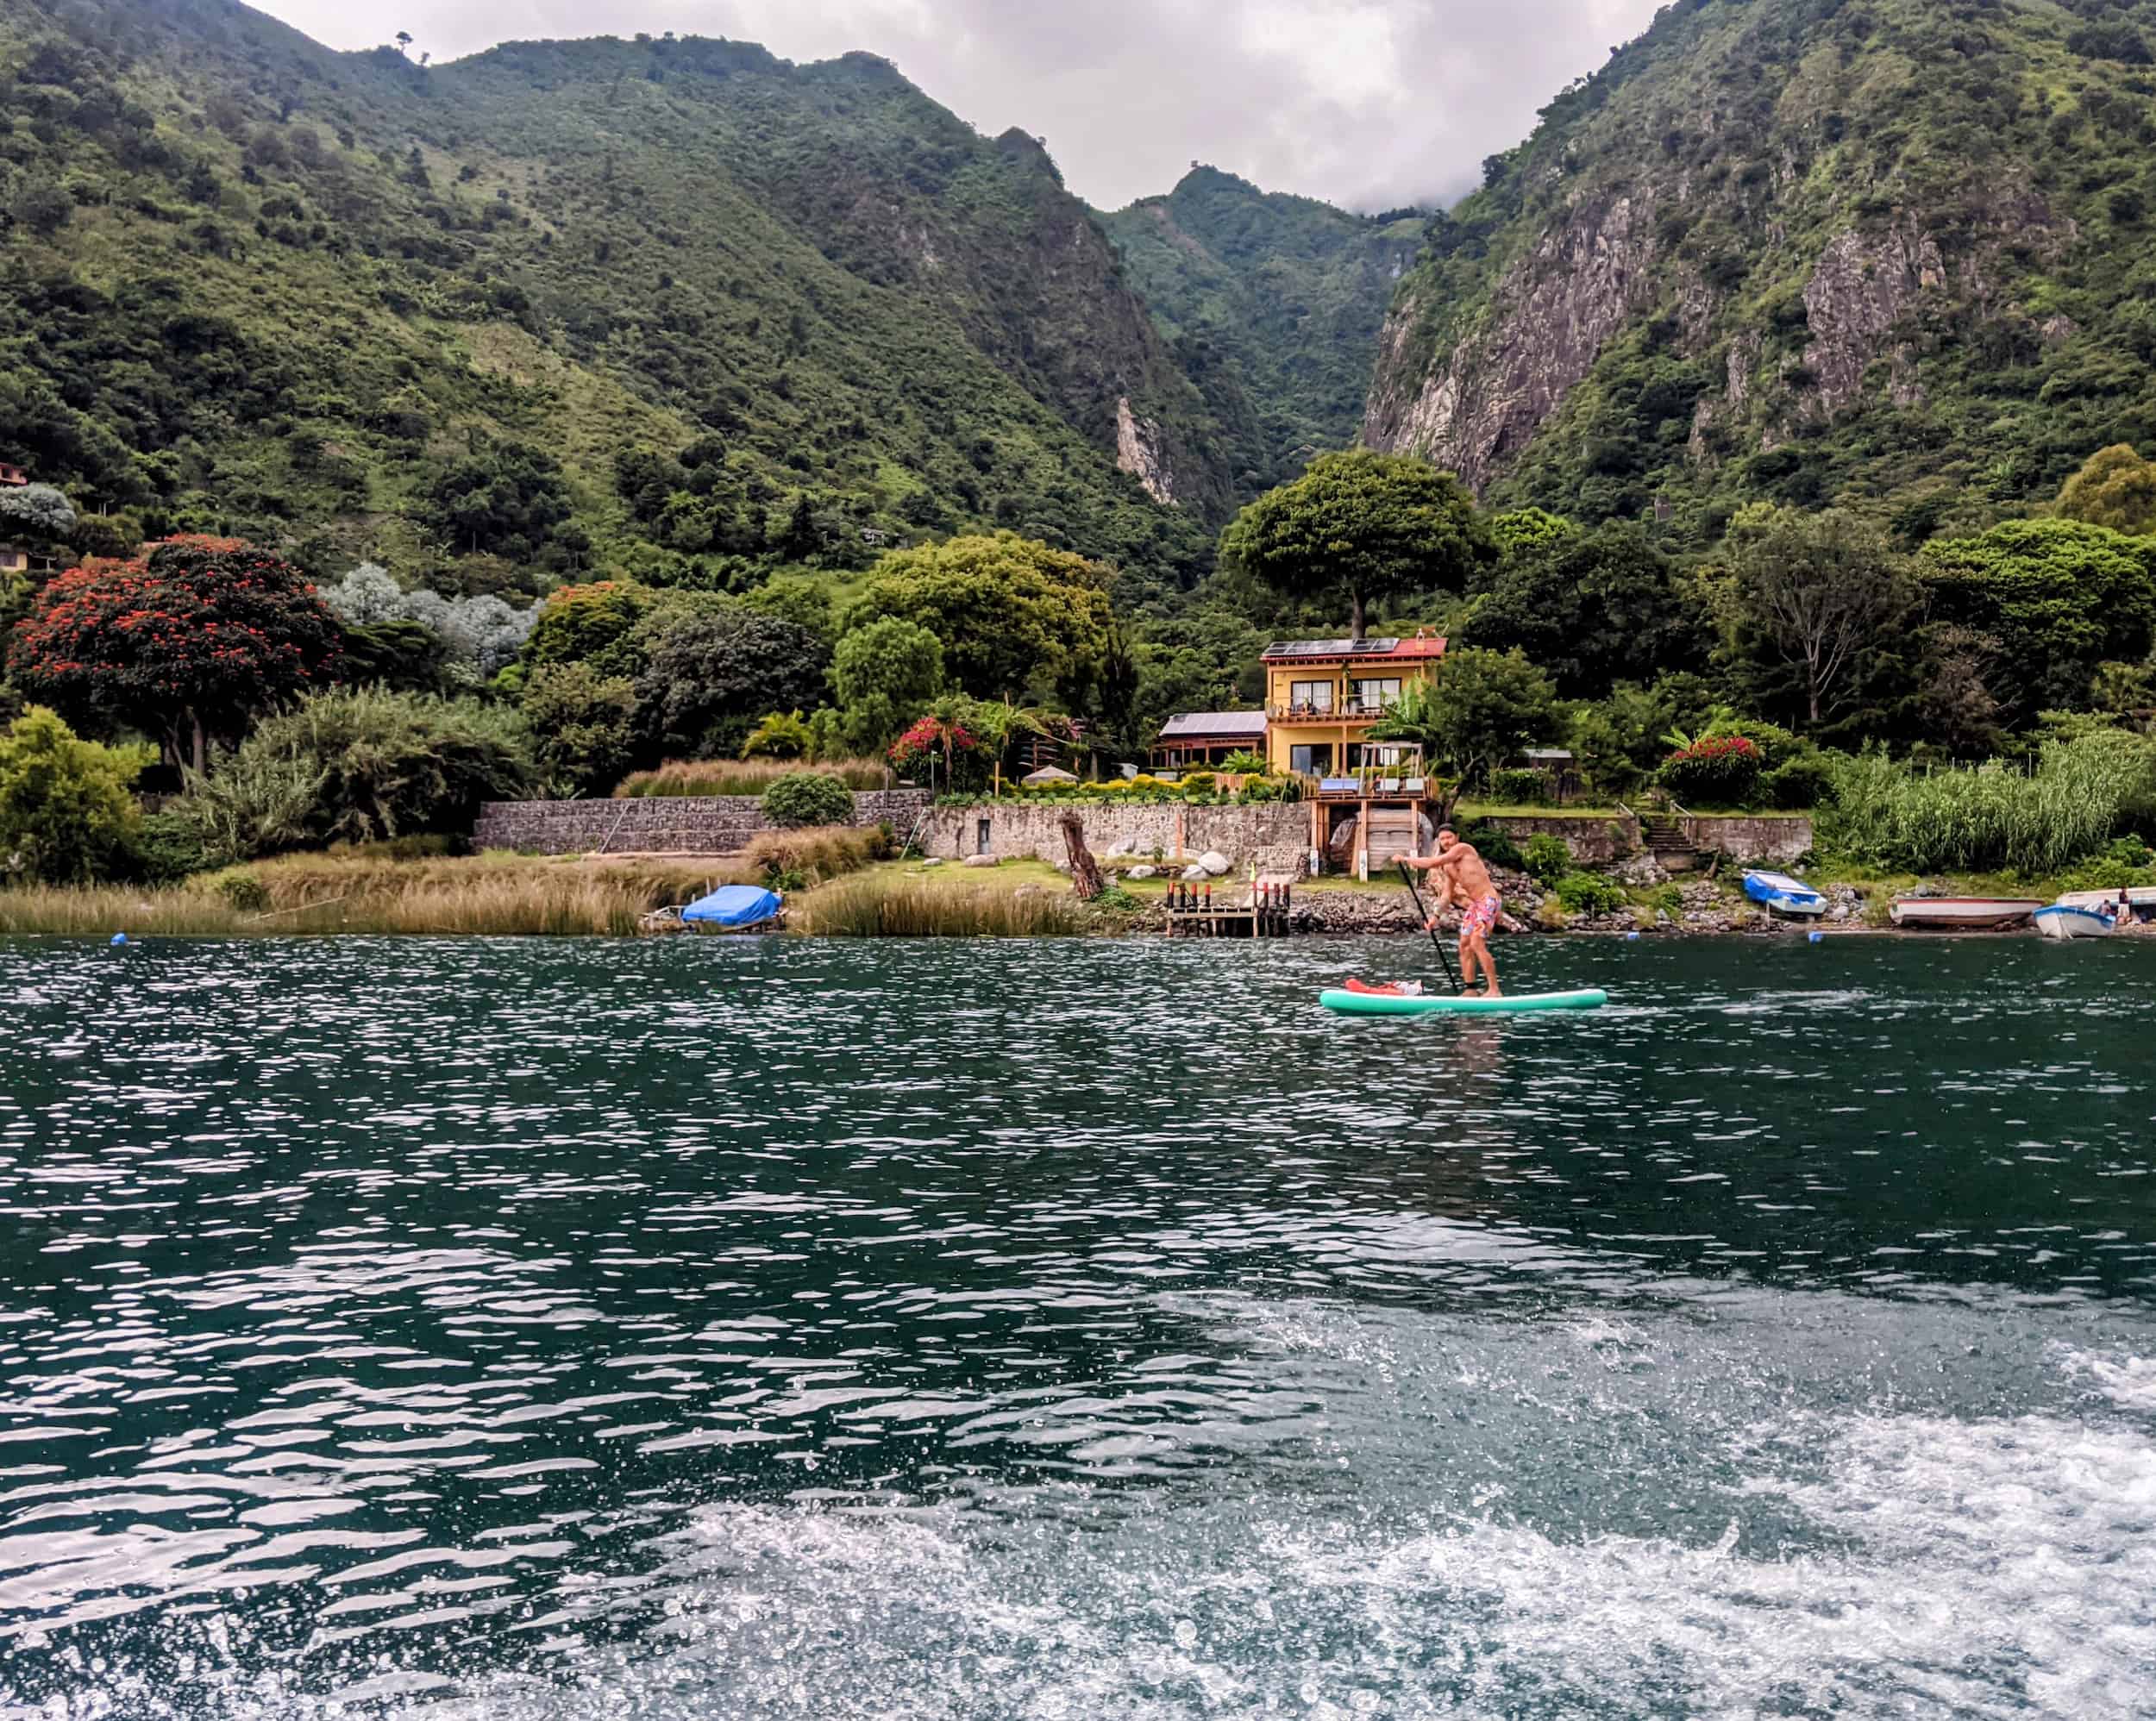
1827, 734, 2154, 874
616, 757, 891, 797
798, 874, 1091, 937
0, 854, 724, 938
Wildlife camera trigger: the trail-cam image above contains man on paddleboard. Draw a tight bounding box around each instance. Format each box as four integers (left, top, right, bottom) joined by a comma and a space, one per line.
1405, 828, 1501, 996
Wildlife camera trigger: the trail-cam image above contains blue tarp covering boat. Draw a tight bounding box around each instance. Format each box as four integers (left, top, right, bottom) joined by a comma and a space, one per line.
680, 885, 784, 929
1742, 870, 1827, 917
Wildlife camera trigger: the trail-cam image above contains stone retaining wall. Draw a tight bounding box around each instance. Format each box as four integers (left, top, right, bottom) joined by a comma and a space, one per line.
920, 804, 1313, 875
1482, 815, 1639, 864
1682, 815, 1813, 863
472, 789, 931, 854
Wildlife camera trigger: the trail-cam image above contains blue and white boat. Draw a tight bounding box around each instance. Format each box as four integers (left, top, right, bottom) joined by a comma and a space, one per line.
1742, 870, 1827, 918
2034, 902, 2116, 941
642, 883, 786, 935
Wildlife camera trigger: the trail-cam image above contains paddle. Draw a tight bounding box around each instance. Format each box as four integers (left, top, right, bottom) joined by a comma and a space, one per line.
1397, 859, 1464, 995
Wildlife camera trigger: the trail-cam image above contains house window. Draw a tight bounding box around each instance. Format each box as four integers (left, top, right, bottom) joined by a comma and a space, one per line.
1351, 678, 1402, 711
1288, 679, 1334, 712
1288, 743, 1334, 775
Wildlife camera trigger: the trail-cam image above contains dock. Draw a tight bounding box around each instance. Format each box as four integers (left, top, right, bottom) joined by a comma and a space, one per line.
1160, 879, 1294, 937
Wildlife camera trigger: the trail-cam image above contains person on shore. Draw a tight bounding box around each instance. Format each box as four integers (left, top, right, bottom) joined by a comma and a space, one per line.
1406, 828, 1501, 996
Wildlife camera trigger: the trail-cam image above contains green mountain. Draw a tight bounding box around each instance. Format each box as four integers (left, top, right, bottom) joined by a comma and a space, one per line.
1364, 0, 2156, 543
1101, 166, 1425, 489
0, 1, 1250, 596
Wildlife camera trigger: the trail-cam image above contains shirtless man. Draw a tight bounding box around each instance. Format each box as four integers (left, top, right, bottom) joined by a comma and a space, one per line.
1405, 827, 1501, 996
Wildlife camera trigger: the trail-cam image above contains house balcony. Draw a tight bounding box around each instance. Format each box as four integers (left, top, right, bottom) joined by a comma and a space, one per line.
1269, 701, 1397, 724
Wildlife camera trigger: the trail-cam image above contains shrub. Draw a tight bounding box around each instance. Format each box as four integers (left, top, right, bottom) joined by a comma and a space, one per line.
1760, 753, 1836, 810
135, 809, 212, 883
1554, 870, 1626, 916
0, 706, 151, 885
2059, 835, 2156, 895
1660, 735, 1764, 805
741, 710, 814, 760
760, 770, 856, 829
1238, 775, 1299, 804
1219, 749, 1269, 776
1521, 832, 1572, 885
209, 868, 271, 913
521, 662, 636, 798
1488, 767, 1548, 805
1457, 822, 1524, 871
172, 686, 534, 861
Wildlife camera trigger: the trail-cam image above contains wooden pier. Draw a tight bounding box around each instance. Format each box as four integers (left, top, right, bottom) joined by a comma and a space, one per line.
1161, 879, 1294, 937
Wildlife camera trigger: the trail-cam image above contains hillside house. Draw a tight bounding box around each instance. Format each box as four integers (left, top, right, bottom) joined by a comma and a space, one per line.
0, 463, 24, 488
0, 544, 26, 575
1151, 710, 1267, 770
1262, 632, 1445, 777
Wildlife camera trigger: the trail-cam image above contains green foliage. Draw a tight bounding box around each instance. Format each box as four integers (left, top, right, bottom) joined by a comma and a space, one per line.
1920, 519, 2156, 729
0, 17, 1221, 591
0, 483, 77, 544
1487, 508, 1577, 560
1760, 752, 1838, 811
1100, 166, 1426, 486
830, 616, 945, 753
1461, 522, 1706, 698
523, 582, 658, 678
1219, 450, 1496, 638
740, 710, 814, 760
633, 606, 830, 760
521, 663, 636, 796
1488, 767, 1549, 805
1568, 674, 1718, 798
1521, 832, 1573, 885
1371, 647, 1558, 791
2056, 445, 2156, 536
1726, 510, 1919, 730
209, 869, 272, 914
133, 807, 211, 883
1826, 732, 2154, 873
0, 705, 147, 885
759, 769, 856, 829
1553, 870, 1626, 916
1454, 823, 1524, 873
1659, 735, 1764, 806
1219, 748, 1269, 775
175, 687, 534, 861
2057, 835, 2156, 895
337, 617, 449, 694
847, 533, 1110, 700
7, 536, 342, 765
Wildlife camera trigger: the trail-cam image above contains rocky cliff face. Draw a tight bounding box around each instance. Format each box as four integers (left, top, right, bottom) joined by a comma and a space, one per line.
1365, 0, 2153, 535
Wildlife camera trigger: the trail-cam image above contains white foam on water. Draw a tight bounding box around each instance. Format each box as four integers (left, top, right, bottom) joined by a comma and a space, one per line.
390, 1395, 2156, 1721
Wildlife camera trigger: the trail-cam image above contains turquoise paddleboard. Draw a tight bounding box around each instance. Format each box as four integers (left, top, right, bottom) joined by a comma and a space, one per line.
1319, 987, 1608, 1016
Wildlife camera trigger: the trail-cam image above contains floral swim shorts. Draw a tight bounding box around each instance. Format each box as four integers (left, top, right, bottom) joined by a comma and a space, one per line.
1459, 893, 1502, 941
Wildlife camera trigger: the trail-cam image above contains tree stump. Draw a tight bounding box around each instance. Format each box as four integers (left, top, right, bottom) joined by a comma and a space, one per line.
1059, 811, 1106, 900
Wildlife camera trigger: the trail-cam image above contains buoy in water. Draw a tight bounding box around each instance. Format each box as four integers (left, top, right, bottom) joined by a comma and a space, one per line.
1625, 931, 1641, 942
1808, 930, 1825, 943
110, 932, 128, 947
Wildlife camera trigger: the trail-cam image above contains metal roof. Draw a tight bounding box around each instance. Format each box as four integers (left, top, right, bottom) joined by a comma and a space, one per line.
1157, 710, 1269, 740
1261, 635, 1446, 663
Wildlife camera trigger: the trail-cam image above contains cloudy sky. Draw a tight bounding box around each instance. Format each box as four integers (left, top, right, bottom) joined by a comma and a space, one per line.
252, 0, 1664, 210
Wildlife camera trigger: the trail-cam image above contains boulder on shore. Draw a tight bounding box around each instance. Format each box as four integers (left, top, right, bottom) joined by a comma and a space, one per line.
962, 854, 1001, 868
1197, 850, 1232, 876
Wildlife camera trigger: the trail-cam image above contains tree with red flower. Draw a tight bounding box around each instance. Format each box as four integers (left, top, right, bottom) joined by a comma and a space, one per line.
7, 536, 341, 769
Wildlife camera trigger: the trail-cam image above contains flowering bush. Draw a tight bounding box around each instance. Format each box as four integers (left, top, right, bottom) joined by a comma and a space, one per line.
887, 716, 976, 772
1658, 734, 1763, 805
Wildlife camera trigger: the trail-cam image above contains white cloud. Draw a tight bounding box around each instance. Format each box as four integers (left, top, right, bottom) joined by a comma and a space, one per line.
255, 0, 1667, 210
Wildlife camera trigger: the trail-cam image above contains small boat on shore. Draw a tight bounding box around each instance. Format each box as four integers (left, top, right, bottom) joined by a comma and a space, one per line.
641, 884, 786, 936
2057, 886, 2156, 925
1889, 895, 2044, 930
2034, 903, 2115, 941
1742, 870, 1826, 918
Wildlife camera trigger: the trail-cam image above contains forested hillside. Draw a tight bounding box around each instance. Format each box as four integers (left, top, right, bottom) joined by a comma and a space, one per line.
1366, 0, 2156, 543
1102, 167, 1424, 491
0, 0, 1249, 597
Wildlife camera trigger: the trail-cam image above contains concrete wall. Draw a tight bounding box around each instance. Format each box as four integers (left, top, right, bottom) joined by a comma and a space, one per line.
1682, 815, 1814, 863
921, 804, 1314, 875
473, 789, 931, 855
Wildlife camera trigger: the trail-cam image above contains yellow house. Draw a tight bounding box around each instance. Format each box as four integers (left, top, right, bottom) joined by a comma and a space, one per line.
1262, 632, 1446, 778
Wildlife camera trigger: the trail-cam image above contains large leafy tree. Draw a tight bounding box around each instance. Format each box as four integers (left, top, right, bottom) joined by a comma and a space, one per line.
1368, 647, 1558, 806
0, 706, 149, 885
7, 535, 341, 768
0, 483, 78, 548
522, 581, 658, 678
425, 437, 583, 564
634, 607, 830, 760
1461, 523, 1708, 698
1219, 450, 1496, 641
1919, 518, 2156, 728
846, 532, 1112, 701
2055, 444, 2156, 537
1726, 508, 1919, 729
831, 616, 944, 754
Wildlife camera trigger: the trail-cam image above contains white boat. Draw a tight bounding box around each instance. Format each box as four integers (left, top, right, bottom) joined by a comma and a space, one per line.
1889, 896, 2044, 930
2034, 904, 2116, 941
2057, 886, 2156, 923
1742, 870, 1826, 917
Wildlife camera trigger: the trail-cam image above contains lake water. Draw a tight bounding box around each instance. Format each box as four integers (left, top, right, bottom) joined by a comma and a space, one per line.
3, 932, 2154, 1719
